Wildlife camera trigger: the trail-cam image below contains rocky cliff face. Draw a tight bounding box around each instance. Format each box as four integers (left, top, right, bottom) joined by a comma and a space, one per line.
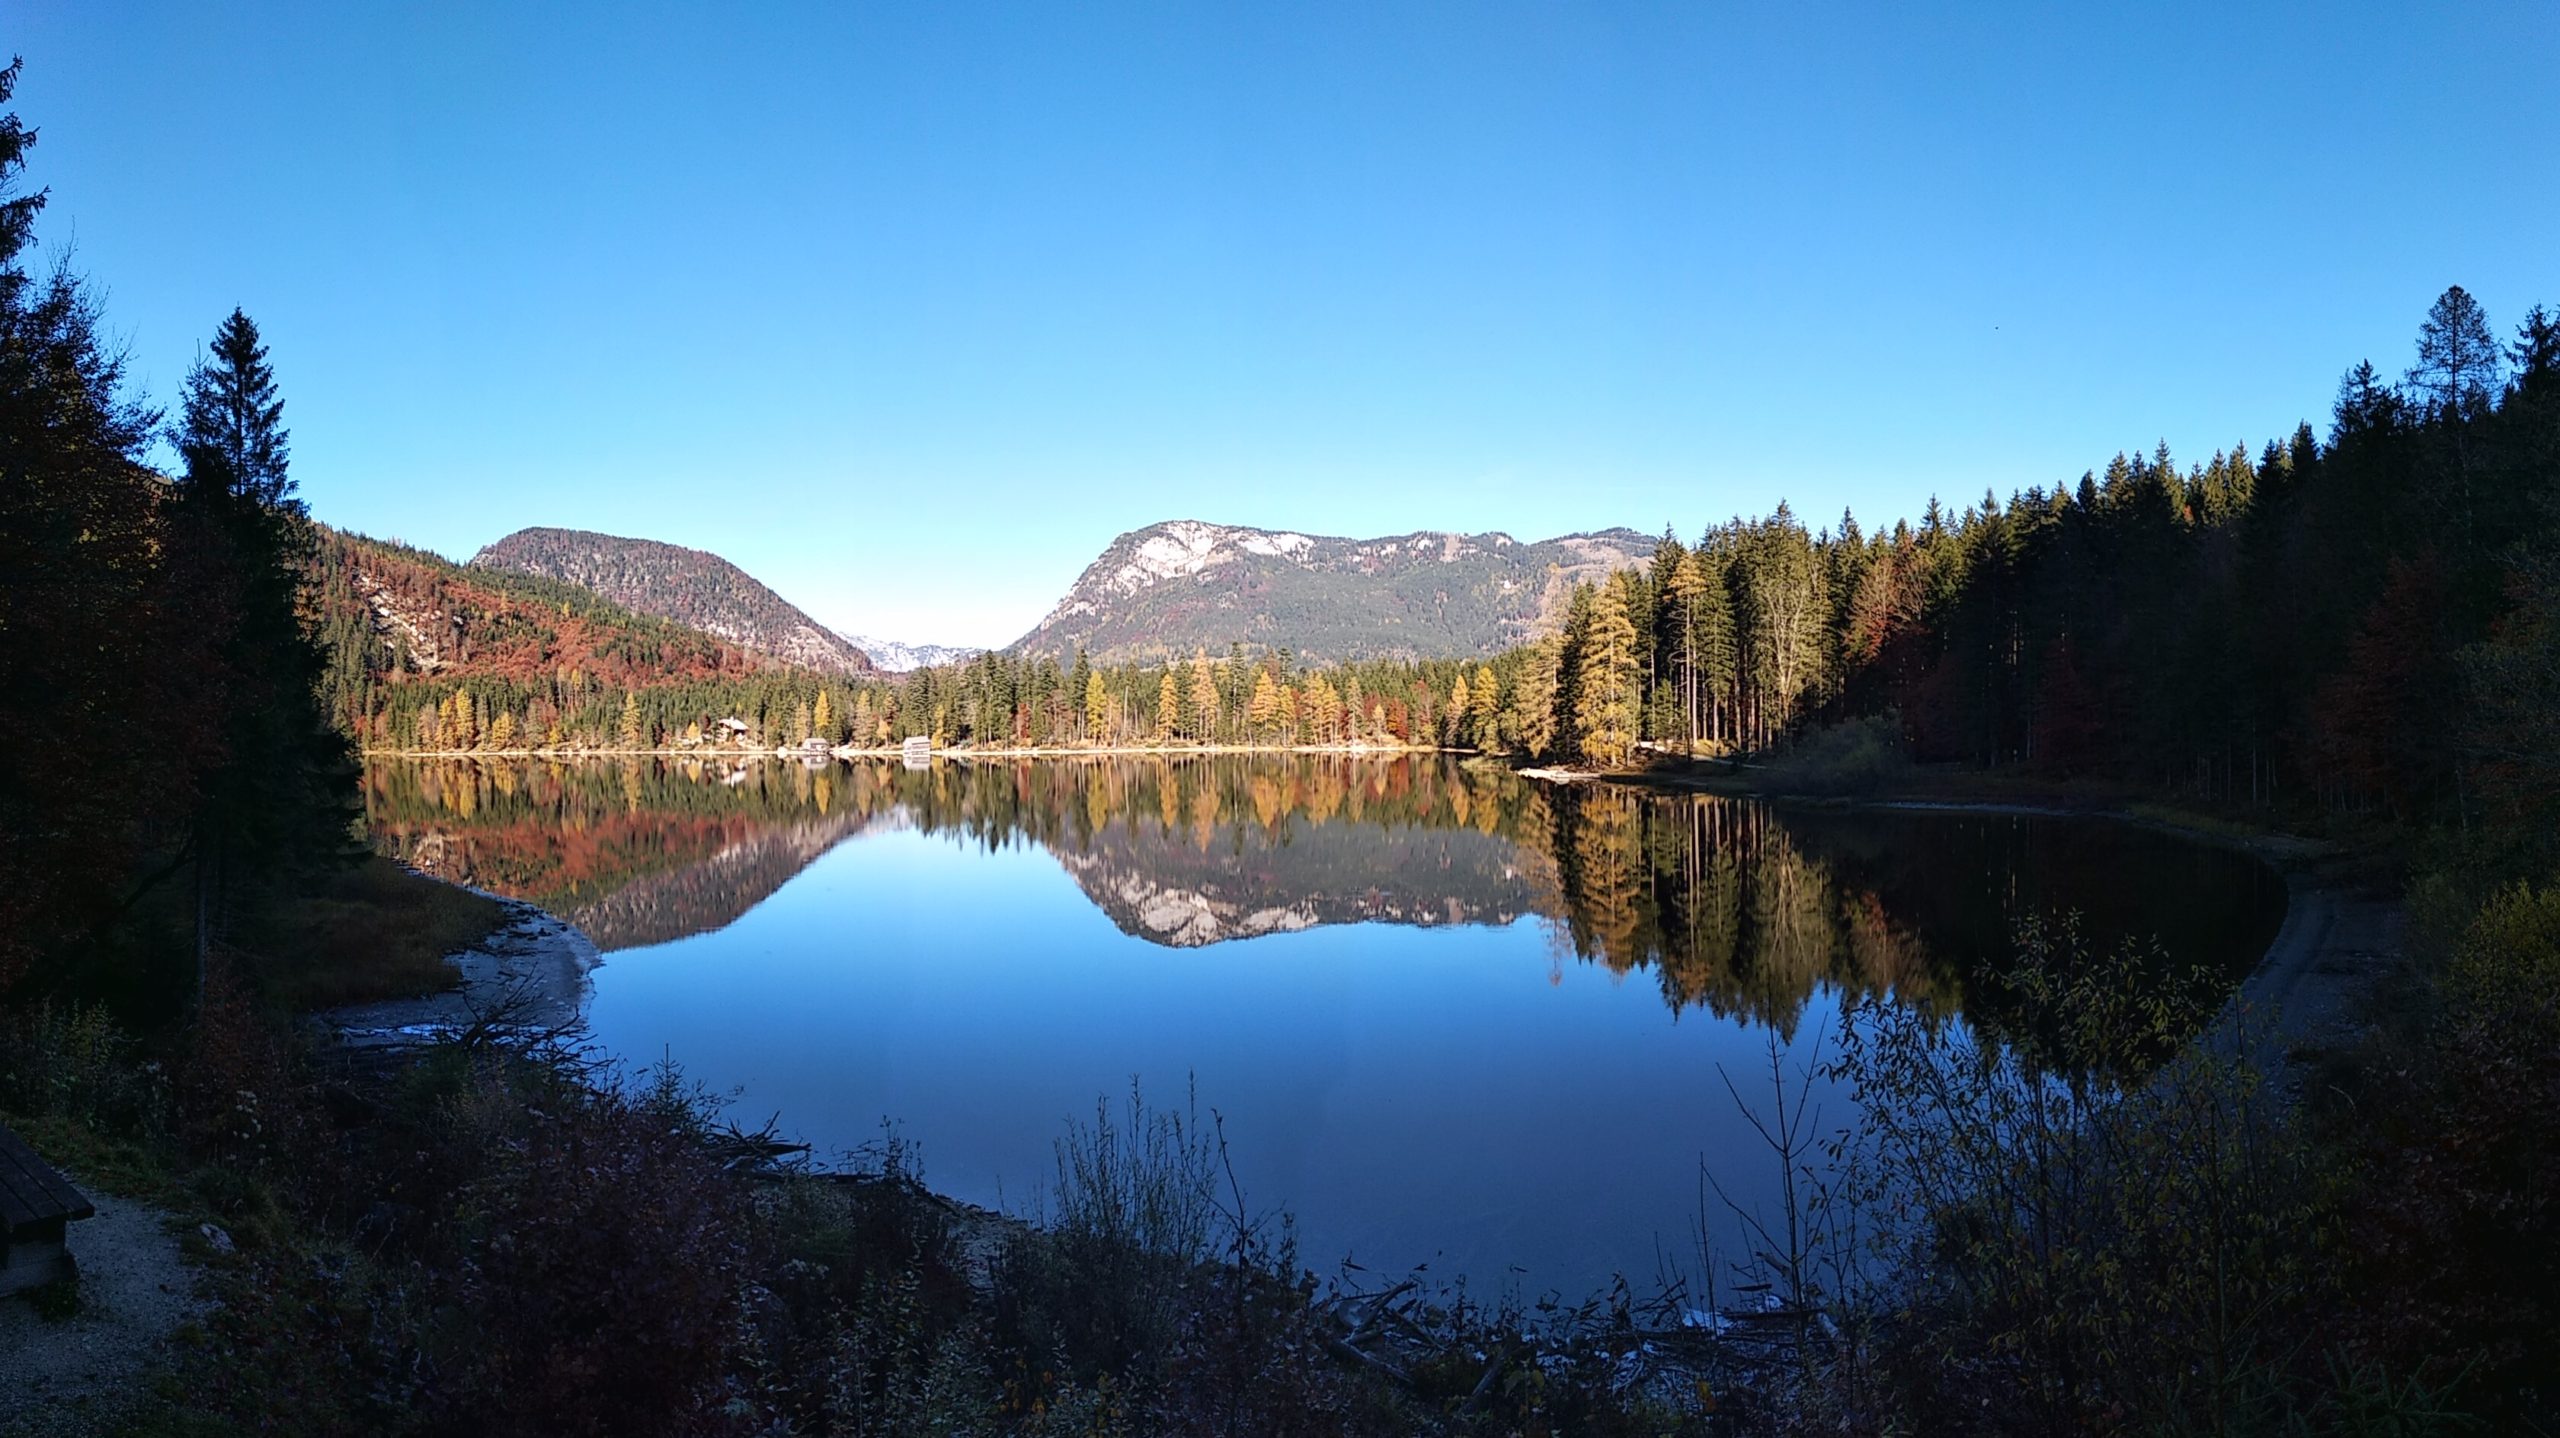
1009, 519, 1652, 663
471, 528, 874, 676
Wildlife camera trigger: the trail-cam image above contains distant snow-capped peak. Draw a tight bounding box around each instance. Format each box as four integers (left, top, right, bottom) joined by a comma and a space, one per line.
836, 633, 985, 673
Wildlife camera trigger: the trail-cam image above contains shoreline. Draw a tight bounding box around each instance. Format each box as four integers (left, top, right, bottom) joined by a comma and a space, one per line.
359, 741, 1467, 760
323, 891, 602, 1048
1538, 758, 2406, 1096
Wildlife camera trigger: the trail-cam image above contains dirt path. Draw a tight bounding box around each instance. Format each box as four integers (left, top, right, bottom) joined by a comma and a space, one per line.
0, 1176, 208, 1436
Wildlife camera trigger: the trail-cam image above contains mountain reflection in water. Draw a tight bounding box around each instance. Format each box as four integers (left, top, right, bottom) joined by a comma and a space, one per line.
365, 754, 2281, 1039
363, 753, 2283, 1292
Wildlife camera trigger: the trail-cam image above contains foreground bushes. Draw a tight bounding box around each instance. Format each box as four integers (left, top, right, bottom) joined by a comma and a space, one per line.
8, 878, 2557, 1434
1754, 715, 1910, 797
2326, 883, 2560, 1426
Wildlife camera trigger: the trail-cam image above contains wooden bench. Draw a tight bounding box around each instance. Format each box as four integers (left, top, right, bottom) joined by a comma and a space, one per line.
0, 1124, 94, 1297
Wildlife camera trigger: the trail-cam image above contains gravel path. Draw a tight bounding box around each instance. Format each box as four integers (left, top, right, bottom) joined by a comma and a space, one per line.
0, 1175, 207, 1436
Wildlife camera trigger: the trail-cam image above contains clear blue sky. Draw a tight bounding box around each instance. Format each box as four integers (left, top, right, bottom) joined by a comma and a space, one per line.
15, 2, 2557, 648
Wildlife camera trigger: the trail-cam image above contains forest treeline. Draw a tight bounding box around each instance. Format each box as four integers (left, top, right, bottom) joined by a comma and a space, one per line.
342, 278, 2560, 896
341, 604, 1505, 754
1509, 286, 2559, 844
0, 60, 349, 1014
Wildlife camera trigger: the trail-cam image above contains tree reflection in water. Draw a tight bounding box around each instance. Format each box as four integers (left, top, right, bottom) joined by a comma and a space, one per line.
364, 754, 2282, 1046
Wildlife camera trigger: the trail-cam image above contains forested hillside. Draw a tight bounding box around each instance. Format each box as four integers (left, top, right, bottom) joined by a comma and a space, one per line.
471, 526, 874, 675
1010, 518, 1650, 662
1501, 287, 2560, 857
313, 528, 788, 752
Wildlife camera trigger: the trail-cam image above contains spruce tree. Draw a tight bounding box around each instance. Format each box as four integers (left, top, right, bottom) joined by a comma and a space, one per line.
1662, 550, 1709, 746
1510, 636, 1561, 758
172, 308, 355, 973
2409, 284, 2504, 418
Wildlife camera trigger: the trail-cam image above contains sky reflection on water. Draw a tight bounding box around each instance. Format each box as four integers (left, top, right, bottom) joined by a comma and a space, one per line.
368, 755, 2283, 1296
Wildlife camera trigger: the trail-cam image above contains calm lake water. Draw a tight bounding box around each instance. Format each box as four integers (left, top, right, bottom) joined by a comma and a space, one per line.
364, 754, 2285, 1298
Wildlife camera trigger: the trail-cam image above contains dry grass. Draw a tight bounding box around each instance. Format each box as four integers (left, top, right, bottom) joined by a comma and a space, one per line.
246, 857, 505, 1011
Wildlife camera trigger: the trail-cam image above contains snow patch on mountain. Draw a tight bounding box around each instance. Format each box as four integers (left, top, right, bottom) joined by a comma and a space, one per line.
1012, 518, 1652, 663
837, 634, 985, 673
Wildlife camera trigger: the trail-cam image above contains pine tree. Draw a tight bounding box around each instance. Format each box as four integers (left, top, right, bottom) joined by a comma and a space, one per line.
1573, 575, 1641, 765
2409, 284, 2504, 418
1068, 647, 1094, 726
171, 307, 356, 973
620, 689, 645, 749
1247, 669, 1281, 733
2513, 305, 2560, 388
1510, 636, 1560, 758
1469, 663, 1502, 749
486, 709, 518, 750
1662, 549, 1709, 746
1188, 654, 1220, 742
1085, 670, 1110, 741
1156, 669, 1181, 741
0, 58, 179, 993
812, 688, 836, 743
1305, 673, 1343, 743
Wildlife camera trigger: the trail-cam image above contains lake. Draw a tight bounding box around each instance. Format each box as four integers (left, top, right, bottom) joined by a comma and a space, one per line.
363, 754, 2285, 1299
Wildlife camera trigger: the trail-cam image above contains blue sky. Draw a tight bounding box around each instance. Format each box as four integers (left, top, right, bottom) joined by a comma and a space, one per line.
15, 2, 2557, 647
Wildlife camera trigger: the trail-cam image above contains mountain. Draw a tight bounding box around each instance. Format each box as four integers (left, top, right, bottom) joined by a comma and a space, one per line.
470, 528, 874, 675
314, 528, 783, 742
836, 633, 985, 673
1008, 519, 1654, 663
1048, 816, 1539, 948
362, 757, 885, 950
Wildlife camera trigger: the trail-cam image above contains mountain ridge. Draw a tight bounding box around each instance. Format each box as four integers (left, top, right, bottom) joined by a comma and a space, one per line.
314, 527, 795, 737
470, 527, 875, 676
1008, 518, 1653, 664
836, 633, 985, 673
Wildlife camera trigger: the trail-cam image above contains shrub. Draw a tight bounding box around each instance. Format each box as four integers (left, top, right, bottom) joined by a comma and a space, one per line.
0, 1000, 166, 1135
417, 1057, 753, 1437
1823, 920, 2330, 1434
991, 1082, 1219, 1395
2331, 883, 2560, 1426
1757, 715, 1908, 797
